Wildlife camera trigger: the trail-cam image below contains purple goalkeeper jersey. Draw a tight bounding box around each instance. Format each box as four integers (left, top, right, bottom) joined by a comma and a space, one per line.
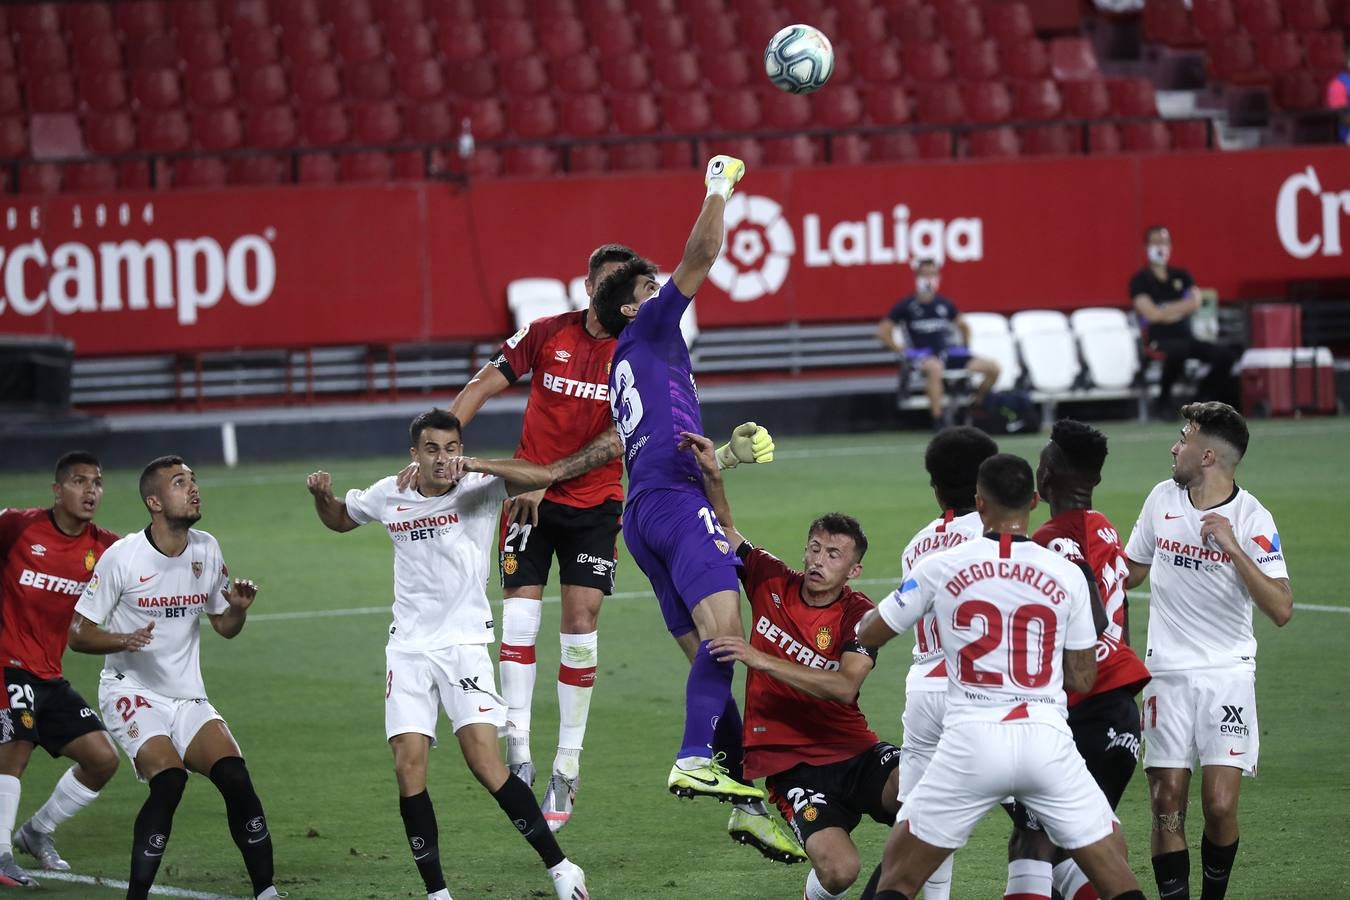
610, 278, 705, 499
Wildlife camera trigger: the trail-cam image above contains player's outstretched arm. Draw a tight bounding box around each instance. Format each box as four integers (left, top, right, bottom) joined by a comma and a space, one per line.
307, 471, 360, 532
671, 155, 745, 298
548, 427, 623, 484
449, 363, 512, 429
451, 456, 553, 497
68, 613, 154, 655
210, 578, 259, 639
678, 431, 747, 552
710, 636, 875, 704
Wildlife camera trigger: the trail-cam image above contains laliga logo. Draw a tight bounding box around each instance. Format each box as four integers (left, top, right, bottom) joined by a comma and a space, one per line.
1276, 166, 1350, 259
709, 194, 984, 302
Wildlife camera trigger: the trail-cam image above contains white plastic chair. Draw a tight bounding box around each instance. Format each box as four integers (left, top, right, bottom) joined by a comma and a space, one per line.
1010, 310, 1081, 393
1070, 307, 1139, 390
567, 276, 589, 311
506, 278, 570, 330
963, 312, 1020, 391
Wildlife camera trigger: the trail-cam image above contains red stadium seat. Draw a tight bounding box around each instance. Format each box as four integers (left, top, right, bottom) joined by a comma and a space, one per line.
862, 84, 909, 125
1287, 0, 1331, 30
1235, 0, 1282, 35
535, 0, 579, 20
1001, 39, 1051, 80
955, 41, 1000, 81
915, 83, 964, 124
503, 145, 559, 177
222, 0, 270, 31
552, 54, 601, 95
228, 155, 285, 186
19, 33, 70, 75
448, 56, 502, 98
540, 18, 588, 61
28, 73, 77, 113
1191, 0, 1237, 38
987, 2, 1034, 45
1143, 0, 1202, 48
232, 29, 281, 68
179, 29, 228, 70
568, 143, 609, 175
479, 0, 529, 19
815, 85, 863, 128
688, 17, 737, 52
331, 0, 374, 31
1061, 79, 1110, 118
432, 0, 477, 23
963, 81, 1012, 123
1050, 38, 1100, 81
171, 0, 219, 31
0, 41, 13, 76
126, 34, 179, 71
560, 94, 609, 136
1305, 31, 1345, 70
407, 102, 454, 141
840, 8, 888, 46
194, 107, 243, 150
593, 19, 640, 55
246, 105, 298, 148
64, 2, 112, 36
399, 59, 446, 100
642, 15, 690, 54
86, 112, 136, 154
0, 75, 17, 115
347, 61, 393, 100
80, 71, 130, 113
335, 24, 383, 64
139, 109, 191, 152
684, 0, 726, 16
580, 0, 625, 20
1168, 119, 1211, 149
915, 131, 955, 160
762, 135, 818, 167
113, 2, 167, 39
829, 133, 868, 165
1087, 122, 1121, 153
1121, 120, 1170, 152
661, 91, 712, 132
282, 27, 332, 67
600, 57, 652, 94
710, 88, 760, 131
703, 52, 750, 89
501, 56, 549, 95
630, 0, 676, 17
903, 44, 952, 84
0, 117, 27, 158
340, 151, 394, 182
612, 92, 660, 134
464, 147, 501, 178
488, 20, 537, 62
73, 33, 122, 73
856, 45, 902, 83
185, 68, 235, 108
1019, 123, 1077, 156
939, 2, 985, 45
785, 0, 828, 19
463, 98, 505, 140
64, 161, 118, 193
12, 3, 61, 35
172, 157, 228, 189
653, 51, 701, 91
1273, 71, 1324, 110
294, 63, 341, 104
387, 24, 435, 61
1012, 79, 1062, 120
1259, 32, 1304, 75
869, 133, 919, 162
967, 127, 1019, 158
438, 23, 487, 62
239, 64, 288, 106
506, 95, 559, 138
352, 101, 403, 142
761, 91, 812, 130
302, 103, 350, 144
1207, 34, 1266, 83
891, 5, 938, 44
710, 137, 763, 167
658, 140, 695, 171
298, 153, 339, 183
119, 160, 153, 189
380, 0, 428, 27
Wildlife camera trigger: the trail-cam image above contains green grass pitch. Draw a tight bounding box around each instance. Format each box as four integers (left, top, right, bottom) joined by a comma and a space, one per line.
0, 418, 1346, 899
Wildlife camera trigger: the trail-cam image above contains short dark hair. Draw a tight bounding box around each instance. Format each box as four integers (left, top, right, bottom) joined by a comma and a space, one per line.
913, 257, 939, 272
1050, 419, 1108, 478
926, 426, 999, 511
591, 256, 659, 336
1181, 401, 1249, 459
586, 243, 638, 282
808, 512, 868, 561
54, 450, 100, 483
139, 455, 186, 501
410, 409, 463, 447
977, 453, 1036, 510
1144, 224, 1170, 243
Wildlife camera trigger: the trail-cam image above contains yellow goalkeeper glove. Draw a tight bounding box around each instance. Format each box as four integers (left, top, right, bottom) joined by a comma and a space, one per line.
717, 422, 775, 469
704, 155, 746, 200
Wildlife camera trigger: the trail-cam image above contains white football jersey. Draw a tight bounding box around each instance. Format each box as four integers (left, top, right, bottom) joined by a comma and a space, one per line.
345, 473, 508, 652
899, 510, 984, 693
878, 534, 1096, 730
75, 528, 230, 699
1125, 480, 1288, 673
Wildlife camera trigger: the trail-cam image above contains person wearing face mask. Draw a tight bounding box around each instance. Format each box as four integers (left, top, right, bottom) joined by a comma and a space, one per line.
1129, 226, 1240, 416
878, 259, 1000, 429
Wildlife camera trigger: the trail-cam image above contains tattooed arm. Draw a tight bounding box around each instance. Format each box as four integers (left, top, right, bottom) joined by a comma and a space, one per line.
1063, 647, 1098, 695
547, 428, 623, 483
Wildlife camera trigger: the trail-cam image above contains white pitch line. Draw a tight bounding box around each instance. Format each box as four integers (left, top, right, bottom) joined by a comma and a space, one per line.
34, 871, 245, 899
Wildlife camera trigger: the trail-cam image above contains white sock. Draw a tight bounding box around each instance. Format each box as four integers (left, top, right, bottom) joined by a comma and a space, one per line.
0, 774, 19, 854
805, 867, 848, 899
256, 888, 280, 900
31, 766, 100, 835
499, 596, 542, 762
923, 852, 954, 900
1052, 858, 1096, 900
1005, 858, 1053, 899
428, 890, 452, 900
554, 631, 597, 779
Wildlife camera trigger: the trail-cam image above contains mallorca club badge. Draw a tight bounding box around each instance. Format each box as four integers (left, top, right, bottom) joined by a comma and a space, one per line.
502, 553, 518, 576
815, 626, 833, 651
84, 549, 96, 572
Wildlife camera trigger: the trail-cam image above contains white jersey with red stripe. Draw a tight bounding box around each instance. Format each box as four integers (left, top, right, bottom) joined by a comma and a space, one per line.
899, 510, 984, 694
879, 533, 1096, 731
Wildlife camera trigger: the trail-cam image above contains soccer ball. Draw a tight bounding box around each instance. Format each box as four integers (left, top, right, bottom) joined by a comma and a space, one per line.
763, 24, 835, 95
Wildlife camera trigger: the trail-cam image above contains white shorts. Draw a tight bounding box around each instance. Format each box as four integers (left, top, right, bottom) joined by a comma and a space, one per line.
385, 644, 507, 743
1142, 668, 1259, 776
899, 720, 1116, 851
98, 678, 226, 777
898, 688, 946, 803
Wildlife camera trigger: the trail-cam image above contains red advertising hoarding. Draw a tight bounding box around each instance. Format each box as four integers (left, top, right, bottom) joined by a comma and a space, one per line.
0, 147, 1345, 355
